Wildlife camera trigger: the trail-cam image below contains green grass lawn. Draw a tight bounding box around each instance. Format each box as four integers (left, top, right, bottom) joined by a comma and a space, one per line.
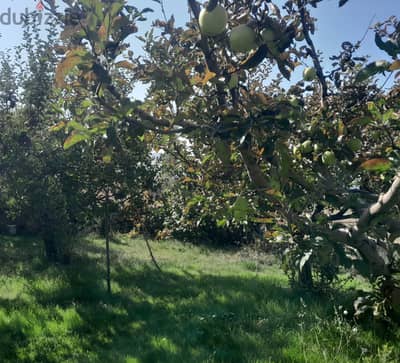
0, 234, 398, 363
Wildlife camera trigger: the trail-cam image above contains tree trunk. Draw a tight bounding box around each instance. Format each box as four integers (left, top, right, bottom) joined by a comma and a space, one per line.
43, 235, 58, 262
299, 260, 313, 288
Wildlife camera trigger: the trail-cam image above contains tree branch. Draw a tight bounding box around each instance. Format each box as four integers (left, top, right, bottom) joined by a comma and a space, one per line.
238, 145, 269, 190
187, 0, 227, 107
353, 173, 400, 236
324, 173, 400, 277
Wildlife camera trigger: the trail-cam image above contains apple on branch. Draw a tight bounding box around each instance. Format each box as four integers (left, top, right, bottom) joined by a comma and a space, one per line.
229, 25, 257, 53
199, 4, 228, 36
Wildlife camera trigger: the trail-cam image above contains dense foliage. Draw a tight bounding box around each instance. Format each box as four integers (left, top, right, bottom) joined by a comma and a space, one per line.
0, 0, 398, 320
0, 13, 157, 262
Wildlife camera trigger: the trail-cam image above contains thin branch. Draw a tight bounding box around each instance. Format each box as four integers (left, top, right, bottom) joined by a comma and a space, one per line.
298, 1, 328, 105
356, 14, 376, 48
158, 0, 168, 22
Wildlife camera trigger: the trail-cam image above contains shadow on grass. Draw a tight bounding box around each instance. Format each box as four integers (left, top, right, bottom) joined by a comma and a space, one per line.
26, 265, 354, 362
0, 235, 395, 363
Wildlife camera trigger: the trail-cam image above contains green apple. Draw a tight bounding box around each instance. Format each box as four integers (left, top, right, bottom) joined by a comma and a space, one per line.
313, 143, 321, 153
293, 145, 301, 157
303, 67, 317, 82
322, 151, 336, 165
229, 25, 257, 53
300, 140, 313, 154
199, 5, 228, 36
227, 73, 239, 89
261, 28, 276, 42
346, 138, 362, 152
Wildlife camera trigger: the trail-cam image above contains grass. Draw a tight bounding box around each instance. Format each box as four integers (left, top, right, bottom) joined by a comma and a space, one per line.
0, 234, 399, 363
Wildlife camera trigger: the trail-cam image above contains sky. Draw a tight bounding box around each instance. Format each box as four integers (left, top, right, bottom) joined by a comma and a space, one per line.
0, 0, 399, 98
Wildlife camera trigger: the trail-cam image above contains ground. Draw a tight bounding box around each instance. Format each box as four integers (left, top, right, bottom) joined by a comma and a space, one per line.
0, 234, 399, 363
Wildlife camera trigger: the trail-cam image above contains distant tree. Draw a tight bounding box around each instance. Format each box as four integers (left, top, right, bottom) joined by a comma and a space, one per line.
0, 11, 156, 266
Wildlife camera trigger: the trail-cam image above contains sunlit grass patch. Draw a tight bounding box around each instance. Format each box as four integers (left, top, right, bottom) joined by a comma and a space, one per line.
0, 235, 398, 363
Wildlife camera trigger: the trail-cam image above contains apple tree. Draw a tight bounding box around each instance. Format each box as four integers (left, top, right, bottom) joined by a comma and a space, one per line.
42, 0, 400, 318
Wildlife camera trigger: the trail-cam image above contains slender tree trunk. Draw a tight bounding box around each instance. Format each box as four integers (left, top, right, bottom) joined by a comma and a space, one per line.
105, 192, 111, 295
144, 234, 162, 272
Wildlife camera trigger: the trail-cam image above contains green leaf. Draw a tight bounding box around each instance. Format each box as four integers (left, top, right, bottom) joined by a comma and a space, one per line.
355, 60, 390, 83
67, 120, 87, 131
215, 140, 231, 167
110, 2, 125, 17
81, 99, 94, 108
375, 33, 400, 58
86, 13, 99, 33
95, 2, 104, 20
216, 219, 228, 227
231, 196, 250, 221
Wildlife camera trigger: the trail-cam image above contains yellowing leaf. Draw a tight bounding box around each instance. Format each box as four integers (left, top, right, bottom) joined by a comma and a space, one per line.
115, 60, 136, 70
192, 68, 216, 86
360, 158, 392, 172
252, 92, 271, 106
55, 47, 92, 87
266, 189, 282, 197
55, 55, 81, 87
49, 121, 66, 132
63, 131, 89, 150
143, 132, 154, 143
252, 217, 274, 224
338, 119, 346, 136
98, 24, 107, 41
103, 154, 112, 164
389, 60, 400, 71
202, 69, 216, 85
